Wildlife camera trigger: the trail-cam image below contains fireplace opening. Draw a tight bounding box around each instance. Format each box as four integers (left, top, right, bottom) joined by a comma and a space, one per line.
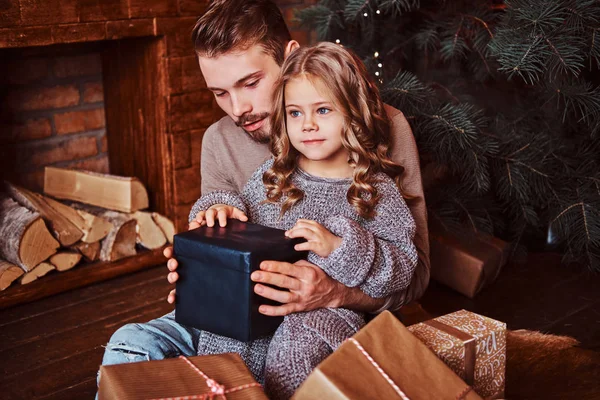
0, 41, 109, 193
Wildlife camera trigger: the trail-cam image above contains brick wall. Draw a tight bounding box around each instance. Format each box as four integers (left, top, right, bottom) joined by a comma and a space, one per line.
0, 46, 108, 193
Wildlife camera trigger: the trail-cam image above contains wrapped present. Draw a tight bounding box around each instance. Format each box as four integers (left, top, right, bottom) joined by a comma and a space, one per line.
174, 220, 307, 342
293, 311, 482, 400
408, 310, 506, 399
98, 352, 268, 400
430, 231, 509, 298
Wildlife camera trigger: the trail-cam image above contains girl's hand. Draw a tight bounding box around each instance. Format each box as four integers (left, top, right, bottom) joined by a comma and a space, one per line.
285, 219, 342, 258
189, 204, 248, 228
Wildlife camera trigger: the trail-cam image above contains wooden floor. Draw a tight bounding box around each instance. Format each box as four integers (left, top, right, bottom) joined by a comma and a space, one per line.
0, 252, 598, 399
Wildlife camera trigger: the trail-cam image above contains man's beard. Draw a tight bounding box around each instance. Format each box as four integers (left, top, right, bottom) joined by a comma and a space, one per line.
235, 112, 270, 143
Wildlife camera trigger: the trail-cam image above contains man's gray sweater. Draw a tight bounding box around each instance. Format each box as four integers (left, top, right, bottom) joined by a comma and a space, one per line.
189, 159, 417, 399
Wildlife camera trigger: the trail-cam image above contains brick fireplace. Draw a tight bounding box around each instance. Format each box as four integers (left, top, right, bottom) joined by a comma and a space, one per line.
0, 0, 314, 232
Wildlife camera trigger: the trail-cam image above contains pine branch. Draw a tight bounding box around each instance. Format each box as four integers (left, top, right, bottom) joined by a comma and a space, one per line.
546, 80, 600, 137
490, 32, 549, 84
506, 0, 568, 36
381, 70, 434, 116
295, 5, 344, 41
344, 0, 372, 22
379, 0, 420, 16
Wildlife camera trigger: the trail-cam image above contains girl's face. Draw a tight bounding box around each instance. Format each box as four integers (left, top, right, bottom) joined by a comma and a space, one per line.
284, 75, 349, 174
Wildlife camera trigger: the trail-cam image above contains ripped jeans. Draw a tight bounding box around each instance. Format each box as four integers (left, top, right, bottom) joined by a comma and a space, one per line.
97, 309, 200, 397
101, 310, 200, 364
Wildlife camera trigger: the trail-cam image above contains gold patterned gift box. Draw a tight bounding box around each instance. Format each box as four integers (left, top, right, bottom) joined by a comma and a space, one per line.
408, 310, 506, 399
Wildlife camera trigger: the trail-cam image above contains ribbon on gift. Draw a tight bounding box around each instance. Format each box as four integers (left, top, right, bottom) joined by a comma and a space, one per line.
424, 319, 477, 386
150, 356, 262, 400
347, 337, 474, 400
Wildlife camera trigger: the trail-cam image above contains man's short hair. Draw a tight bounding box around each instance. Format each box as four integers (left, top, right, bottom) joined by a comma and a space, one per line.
192, 0, 292, 65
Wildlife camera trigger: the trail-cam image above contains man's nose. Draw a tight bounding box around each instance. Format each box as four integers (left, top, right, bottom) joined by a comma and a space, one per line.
230, 93, 252, 118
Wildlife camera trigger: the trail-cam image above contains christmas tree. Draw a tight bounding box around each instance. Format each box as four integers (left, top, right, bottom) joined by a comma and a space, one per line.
296, 0, 600, 271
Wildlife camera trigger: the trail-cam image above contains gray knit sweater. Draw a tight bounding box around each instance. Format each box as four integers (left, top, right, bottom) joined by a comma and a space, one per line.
188, 159, 417, 399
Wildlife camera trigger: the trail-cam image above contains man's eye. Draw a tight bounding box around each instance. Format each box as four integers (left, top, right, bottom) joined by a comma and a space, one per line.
246, 80, 259, 88
317, 108, 331, 115
289, 110, 301, 118
214, 92, 226, 98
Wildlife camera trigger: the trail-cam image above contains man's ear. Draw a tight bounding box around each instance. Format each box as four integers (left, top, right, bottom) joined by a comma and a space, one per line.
284, 40, 300, 58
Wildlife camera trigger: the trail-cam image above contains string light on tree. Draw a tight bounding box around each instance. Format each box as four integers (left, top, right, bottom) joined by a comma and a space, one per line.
363, 12, 368, 17
335, 39, 340, 44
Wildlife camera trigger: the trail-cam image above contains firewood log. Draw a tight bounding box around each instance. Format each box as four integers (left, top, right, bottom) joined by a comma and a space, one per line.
100, 211, 137, 261
65, 203, 137, 262
5, 183, 83, 246
0, 196, 59, 272
44, 166, 149, 213
132, 211, 167, 250
152, 212, 175, 244
49, 251, 82, 272
43, 195, 112, 243
72, 241, 101, 262
20, 262, 55, 285
0, 260, 24, 291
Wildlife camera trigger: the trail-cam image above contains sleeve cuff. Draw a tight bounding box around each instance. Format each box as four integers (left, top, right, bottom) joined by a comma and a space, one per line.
188, 191, 247, 223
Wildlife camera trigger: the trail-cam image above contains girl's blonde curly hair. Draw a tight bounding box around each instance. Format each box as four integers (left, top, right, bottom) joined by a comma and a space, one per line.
263, 42, 412, 219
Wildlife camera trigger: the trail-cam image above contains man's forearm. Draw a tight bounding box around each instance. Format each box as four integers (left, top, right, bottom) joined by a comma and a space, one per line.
338, 284, 388, 314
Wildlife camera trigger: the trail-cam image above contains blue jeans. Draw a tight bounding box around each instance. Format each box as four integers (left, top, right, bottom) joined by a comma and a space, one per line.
97, 310, 200, 397
101, 310, 200, 364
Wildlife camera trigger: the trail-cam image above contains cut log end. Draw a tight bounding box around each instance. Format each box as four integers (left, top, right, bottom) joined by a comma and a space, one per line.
0, 261, 24, 291
50, 251, 83, 272
72, 241, 101, 262
77, 210, 112, 243
134, 211, 167, 250
20, 218, 60, 271
109, 219, 137, 261
131, 180, 150, 212
152, 212, 175, 244
20, 262, 55, 285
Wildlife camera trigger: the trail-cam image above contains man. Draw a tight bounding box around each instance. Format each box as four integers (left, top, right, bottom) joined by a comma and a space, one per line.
102, 0, 429, 372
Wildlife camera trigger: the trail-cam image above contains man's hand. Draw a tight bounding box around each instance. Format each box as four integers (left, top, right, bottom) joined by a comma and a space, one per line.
164, 245, 179, 304
285, 219, 342, 258
250, 259, 346, 316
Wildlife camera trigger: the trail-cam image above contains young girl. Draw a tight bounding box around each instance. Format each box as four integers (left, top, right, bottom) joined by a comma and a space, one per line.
189, 42, 418, 399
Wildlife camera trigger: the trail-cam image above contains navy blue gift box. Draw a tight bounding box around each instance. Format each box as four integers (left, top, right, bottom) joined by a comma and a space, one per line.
174, 220, 307, 342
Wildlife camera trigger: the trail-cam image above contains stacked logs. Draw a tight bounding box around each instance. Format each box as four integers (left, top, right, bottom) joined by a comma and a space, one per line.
0, 167, 175, 290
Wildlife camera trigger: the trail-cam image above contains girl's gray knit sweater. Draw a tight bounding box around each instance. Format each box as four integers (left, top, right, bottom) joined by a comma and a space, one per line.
188, 159, 417, 399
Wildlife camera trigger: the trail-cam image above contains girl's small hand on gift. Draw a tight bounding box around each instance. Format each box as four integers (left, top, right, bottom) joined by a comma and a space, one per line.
202, 204, 248, 227
285, 219, 342, 258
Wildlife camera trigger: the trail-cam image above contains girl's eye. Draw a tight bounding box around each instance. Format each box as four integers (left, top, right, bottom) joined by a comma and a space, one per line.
317, 108, 331, 115
289, 110, 302, 118
214, 92, 226, 98
246, 80, 259, 88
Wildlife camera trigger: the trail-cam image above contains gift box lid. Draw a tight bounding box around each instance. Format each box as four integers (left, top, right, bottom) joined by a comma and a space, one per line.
174, 220, 306, 273
98, 353, 268, 400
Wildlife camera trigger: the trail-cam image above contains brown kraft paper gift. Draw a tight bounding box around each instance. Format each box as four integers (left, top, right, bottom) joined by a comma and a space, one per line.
293, 311, 482, 400
429, 231, 509, 298
98, 352, 267, 400
408, 310, 506, 399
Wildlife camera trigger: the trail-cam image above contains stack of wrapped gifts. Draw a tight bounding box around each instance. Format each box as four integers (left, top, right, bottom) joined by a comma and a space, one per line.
294, 310, 506, 399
